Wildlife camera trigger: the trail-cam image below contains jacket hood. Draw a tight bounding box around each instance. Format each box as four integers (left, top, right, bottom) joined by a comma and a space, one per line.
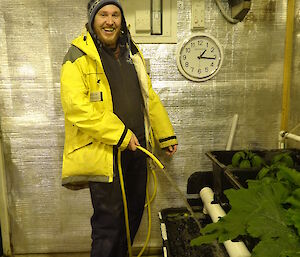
72, 32, 100, 60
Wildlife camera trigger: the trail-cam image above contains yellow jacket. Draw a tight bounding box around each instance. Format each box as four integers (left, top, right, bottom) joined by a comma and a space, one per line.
60, 31, 177, 186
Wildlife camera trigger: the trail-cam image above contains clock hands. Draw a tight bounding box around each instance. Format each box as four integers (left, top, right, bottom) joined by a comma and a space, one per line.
197, 49, 216, 60
201, 56, 216, 60
200, 49, 206, 58
197, 49, 206, 60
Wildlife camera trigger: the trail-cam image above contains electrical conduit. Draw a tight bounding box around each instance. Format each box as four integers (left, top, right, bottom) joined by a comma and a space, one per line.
0, 134, 11, 256
281, 0, 295, 131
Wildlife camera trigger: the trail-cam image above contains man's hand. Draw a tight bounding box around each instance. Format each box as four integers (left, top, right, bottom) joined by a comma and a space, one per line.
127, 133, 140, 151
164, 144, 177, 156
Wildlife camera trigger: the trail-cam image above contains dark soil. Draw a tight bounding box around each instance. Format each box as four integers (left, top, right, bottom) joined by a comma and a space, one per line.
163, 210, 230, 257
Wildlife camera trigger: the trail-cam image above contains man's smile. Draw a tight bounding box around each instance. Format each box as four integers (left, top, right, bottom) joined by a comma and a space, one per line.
103, 27, 115, 33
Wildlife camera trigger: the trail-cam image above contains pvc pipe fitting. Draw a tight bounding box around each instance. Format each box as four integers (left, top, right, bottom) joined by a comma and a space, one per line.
200, 187, 251, 257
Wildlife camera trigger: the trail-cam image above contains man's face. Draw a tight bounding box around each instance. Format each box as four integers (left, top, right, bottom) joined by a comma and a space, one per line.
93, 4, 122, 49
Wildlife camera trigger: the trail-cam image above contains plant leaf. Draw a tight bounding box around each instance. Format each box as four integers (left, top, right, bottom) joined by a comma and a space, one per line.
277, 167, 300, 187
258, 166, 271, 179
190, 232, 221, 246
229, 180, 290, 239
192, 178, 300, 257
285, 188, 300, 236
251, 236, 300, 257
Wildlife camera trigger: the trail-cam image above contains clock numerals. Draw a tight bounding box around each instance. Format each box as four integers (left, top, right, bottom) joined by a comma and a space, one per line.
197, 67, 210, 74
177, 33, 223, 81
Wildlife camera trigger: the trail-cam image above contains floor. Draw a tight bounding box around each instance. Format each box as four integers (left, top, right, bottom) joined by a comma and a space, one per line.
14, 255, 90, 257
5, 253, 162, 257
1, 241, 162, 257
8, 255, 161, 257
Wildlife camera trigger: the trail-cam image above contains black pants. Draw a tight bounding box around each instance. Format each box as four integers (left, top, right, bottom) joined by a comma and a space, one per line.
89, 146, 147, 257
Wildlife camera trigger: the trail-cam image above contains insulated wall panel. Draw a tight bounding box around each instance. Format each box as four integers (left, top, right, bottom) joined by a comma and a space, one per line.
0, 0, 297, 254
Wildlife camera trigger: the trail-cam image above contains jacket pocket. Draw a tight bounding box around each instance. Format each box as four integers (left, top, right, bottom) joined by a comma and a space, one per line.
63, 140, 113, 179
68, 141, 93, 155
66, 130, 93, 156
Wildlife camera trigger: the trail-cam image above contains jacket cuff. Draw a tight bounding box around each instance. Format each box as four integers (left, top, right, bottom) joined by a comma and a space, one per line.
118, 128, 133, 151
158, 136, 178, 149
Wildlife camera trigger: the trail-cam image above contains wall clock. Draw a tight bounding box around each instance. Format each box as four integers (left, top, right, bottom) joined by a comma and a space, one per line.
176, 33, 224, 82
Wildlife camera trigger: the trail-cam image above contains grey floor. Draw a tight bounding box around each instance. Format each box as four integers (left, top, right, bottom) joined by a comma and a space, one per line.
14, 255, 90, 257
14, 253, 162, 257
3, 246, 162, 257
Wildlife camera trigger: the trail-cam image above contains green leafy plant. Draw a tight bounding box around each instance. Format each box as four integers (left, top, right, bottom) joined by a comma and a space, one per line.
231, 150, 264, 169
191, 159, 300, 257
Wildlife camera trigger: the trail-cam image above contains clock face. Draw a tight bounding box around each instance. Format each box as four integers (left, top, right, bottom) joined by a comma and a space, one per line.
176, 34, 223, 82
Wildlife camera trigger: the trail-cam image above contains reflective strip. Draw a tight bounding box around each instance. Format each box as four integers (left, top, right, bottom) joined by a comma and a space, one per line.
158, 211, 162, 220
159, 136, 177, 143
62, 175, 110, 185
160, 223, 167, 240
163, 247, 168, 257
116, 126, 128, 148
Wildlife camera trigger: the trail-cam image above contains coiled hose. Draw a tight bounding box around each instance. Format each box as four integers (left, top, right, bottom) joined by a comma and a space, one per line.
117, 146, 163, 257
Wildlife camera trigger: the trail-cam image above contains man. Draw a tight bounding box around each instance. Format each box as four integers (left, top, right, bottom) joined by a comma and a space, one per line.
60, 0, 178, 256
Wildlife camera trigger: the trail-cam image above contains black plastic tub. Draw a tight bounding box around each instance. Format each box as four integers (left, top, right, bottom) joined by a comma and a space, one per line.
205, 148, 300, 203
159, 207, 229, 257
160, 149, 300, 257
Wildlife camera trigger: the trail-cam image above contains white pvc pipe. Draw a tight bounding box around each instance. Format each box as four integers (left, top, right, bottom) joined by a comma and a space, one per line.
279, 130, 300, 149
200, 187, 226, 222
280, 131, 300, 143
223, 240, 251, 257
226, 114, 239, 150
278, 132, 285, 149
200, 187, 251, 257
286, 133, 300, 142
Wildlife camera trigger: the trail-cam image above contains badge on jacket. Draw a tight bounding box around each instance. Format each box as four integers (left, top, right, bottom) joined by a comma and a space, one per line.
90, 91, 103, 102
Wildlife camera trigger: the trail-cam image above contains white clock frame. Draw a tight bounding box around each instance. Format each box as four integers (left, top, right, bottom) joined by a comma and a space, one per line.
176, 33, 224, 82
